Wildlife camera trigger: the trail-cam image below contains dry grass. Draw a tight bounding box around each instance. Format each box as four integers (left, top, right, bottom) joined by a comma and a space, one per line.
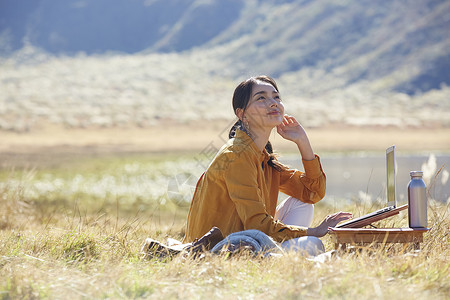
0, 156, 449, 299
1, 195, 448, 299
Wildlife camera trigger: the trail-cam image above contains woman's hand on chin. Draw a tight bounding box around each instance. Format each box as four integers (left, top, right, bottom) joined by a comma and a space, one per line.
276, 114, 308, 144
306, 212, 353, 237
277, 114, 315, 161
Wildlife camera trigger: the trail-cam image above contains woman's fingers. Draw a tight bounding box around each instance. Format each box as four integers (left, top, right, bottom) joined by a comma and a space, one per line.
279, 115, 302, 130
284, 114, 299, 125
310, 212, 353, 237
324, 212, 353, 227
328, 211, 353, 220
276, 125, 284, 135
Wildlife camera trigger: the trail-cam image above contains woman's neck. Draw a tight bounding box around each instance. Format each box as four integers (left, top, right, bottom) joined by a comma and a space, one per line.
248, 127, 271, 152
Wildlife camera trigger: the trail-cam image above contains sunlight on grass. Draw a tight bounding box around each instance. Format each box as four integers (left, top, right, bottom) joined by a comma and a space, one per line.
0, 156, 204, 216
0, 155, 449, 299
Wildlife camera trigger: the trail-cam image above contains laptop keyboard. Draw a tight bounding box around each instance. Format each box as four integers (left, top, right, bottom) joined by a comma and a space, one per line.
335, 206, 395, 228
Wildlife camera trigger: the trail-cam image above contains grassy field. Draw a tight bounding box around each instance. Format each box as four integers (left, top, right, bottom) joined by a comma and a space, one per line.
0, 152, 448, 299
2, 5, 449, 297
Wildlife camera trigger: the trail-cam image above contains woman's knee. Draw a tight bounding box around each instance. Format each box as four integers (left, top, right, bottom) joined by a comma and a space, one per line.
286, 197, 314, 213
277, 197, 315, 227
298, 200, 314, 215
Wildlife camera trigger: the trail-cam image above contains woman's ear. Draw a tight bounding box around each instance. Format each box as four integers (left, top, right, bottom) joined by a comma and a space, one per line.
235, 108, 244, 121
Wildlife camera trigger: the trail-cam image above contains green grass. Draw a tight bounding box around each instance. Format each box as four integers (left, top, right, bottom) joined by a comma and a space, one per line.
0, 154, 449, 299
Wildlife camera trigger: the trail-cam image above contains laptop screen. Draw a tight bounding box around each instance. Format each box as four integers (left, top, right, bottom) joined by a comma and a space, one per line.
386, 145, 396, 207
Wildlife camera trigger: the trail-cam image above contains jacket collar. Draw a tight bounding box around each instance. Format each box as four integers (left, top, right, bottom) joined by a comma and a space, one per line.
234, 129, 270, 163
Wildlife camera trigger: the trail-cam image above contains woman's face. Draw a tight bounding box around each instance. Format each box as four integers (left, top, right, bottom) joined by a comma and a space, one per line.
242, 81, 285, 130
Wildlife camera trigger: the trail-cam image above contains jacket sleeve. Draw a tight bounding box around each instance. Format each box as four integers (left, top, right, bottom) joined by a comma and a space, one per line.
279, 155, 326, 204
223, 151, 308, 242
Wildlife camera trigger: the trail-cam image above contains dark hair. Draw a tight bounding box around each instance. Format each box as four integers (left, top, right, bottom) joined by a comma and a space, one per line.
228, 75, 286, 172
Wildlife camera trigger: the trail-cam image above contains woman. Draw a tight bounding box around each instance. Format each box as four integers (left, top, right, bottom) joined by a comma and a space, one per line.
183, 75, 352, 255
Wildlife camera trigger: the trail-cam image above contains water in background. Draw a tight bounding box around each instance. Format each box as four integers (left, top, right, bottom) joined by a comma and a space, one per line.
280, 153, 450, 206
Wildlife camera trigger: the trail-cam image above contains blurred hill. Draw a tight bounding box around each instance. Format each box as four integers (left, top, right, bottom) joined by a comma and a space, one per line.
1, 0, 449, 94
0, 0, 244, 54
0, 0, 449, 132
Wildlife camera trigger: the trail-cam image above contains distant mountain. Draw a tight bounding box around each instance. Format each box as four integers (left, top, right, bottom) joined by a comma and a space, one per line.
0, 0, 243, 53
1, 0, 449, 94
203, 0, 450, 94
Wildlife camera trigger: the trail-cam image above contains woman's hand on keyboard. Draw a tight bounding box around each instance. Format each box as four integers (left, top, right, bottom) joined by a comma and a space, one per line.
306, 211, 353, 237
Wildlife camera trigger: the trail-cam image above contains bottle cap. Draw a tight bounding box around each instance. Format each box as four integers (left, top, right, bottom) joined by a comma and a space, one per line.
410, 171, 423, 177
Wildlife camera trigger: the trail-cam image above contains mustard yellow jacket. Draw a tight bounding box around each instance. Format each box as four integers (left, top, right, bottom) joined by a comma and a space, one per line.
183, 130, 326, 243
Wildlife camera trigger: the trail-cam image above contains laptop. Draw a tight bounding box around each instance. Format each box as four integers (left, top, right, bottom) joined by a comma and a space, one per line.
336, 145, 397, 228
